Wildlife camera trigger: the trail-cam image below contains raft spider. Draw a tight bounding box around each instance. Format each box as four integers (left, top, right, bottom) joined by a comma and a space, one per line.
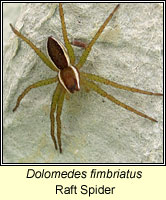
10, 3, 162, 153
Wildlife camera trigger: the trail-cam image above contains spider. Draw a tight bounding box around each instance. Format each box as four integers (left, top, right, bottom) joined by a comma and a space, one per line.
10, 3, 162, 153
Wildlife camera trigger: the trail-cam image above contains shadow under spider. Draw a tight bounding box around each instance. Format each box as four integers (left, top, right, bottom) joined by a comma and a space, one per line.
10, 3, 162, 153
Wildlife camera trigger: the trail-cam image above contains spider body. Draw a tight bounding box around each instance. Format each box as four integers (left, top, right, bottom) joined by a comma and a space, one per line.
47, 36, 80, 93
10, 3, 162, 153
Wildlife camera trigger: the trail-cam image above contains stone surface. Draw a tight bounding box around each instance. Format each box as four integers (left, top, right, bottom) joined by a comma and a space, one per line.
3, 3, 163, 163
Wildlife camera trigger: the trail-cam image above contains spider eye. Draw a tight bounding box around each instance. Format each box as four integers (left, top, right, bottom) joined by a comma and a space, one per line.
58, 66, 80, 93
47, 37, 70, 70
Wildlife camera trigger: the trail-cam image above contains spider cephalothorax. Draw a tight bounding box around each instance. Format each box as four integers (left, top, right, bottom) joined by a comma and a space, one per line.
11, 3, 162, 153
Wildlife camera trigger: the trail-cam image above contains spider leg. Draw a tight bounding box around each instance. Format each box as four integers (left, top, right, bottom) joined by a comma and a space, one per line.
13, 77, 58, 112
71, 39, 88, 49
81, 78, 158, 122
80, 78, 90, 93
50, 83, 62, 151
56, 88, 65, 153
81, 72, 163, 96
59, 3, 75, 65
76, 4, 120, 69
10, 24, 58, 72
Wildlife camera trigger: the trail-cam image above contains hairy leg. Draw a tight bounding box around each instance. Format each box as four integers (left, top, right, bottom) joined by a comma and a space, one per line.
81, 79, 158, 122
10, 24, 58, 72
81, 72, 163, 96
13, 77, 58, 112
59, 3, 75, 65
76, 4, 120, 69
56, 88, 65, 153
50, 83, 62, 150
